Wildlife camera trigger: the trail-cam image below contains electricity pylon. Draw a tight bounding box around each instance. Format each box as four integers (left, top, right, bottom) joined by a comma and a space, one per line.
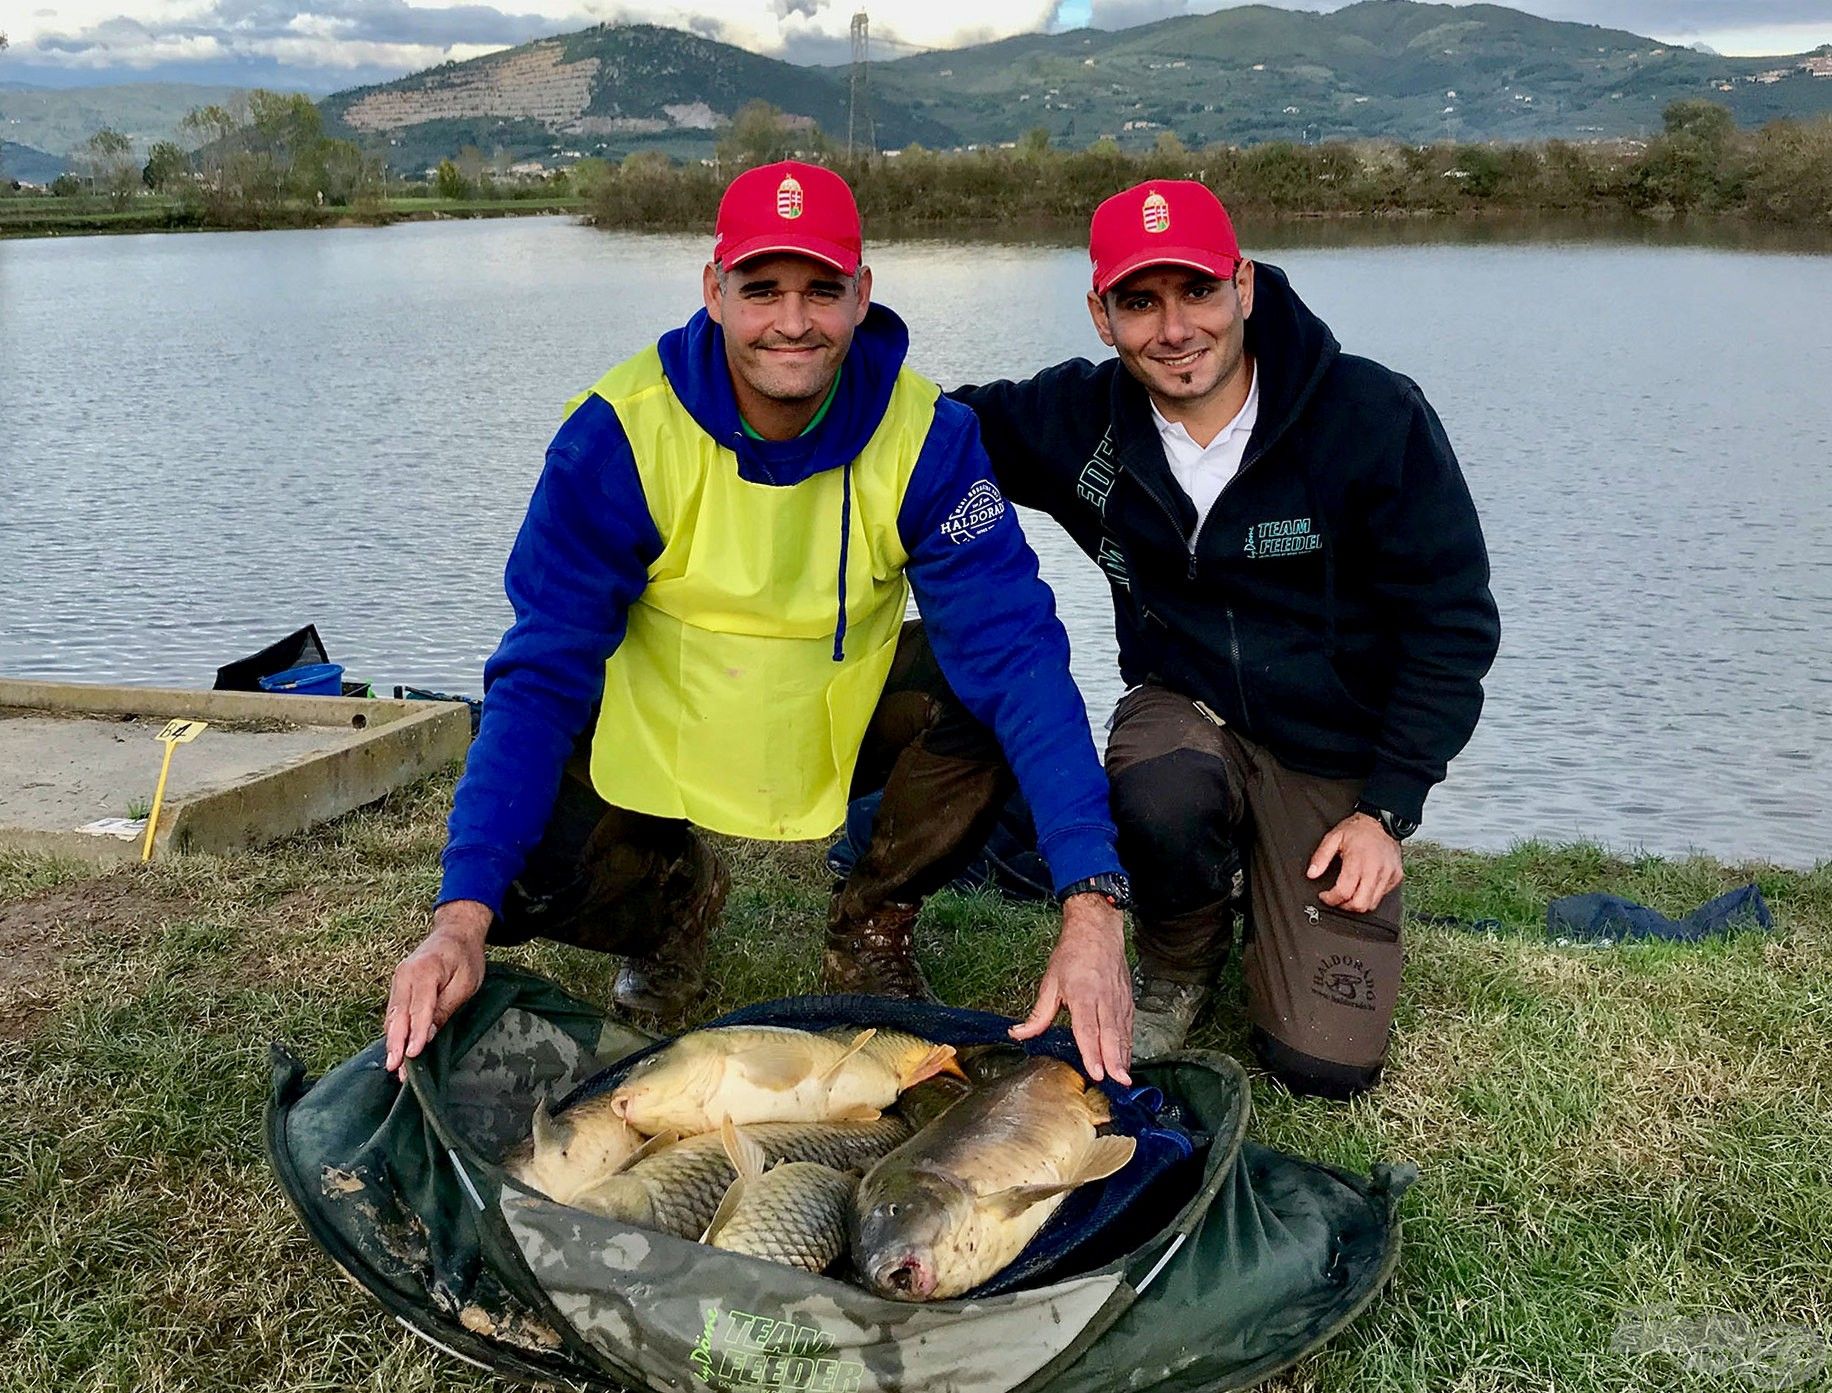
848, 10, 875, 162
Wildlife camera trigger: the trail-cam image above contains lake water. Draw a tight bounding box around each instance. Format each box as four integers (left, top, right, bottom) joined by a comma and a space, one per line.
3, 216, 1829, 867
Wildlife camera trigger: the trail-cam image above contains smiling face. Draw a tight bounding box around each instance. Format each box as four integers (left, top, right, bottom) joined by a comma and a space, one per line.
1088, 261, 1255, 416
703, 252, 872, 438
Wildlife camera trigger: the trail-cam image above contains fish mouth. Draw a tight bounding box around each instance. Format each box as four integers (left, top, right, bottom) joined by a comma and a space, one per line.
873, 1254, 937, 1302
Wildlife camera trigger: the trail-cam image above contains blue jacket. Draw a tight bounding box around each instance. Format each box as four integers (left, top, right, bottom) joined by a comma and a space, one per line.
440, 303, 1120, 914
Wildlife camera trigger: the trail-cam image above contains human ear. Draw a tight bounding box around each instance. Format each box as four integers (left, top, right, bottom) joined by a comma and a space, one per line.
702, 262, 724, 325
1235, 260, 1255, 319
1087, 290, 1117, 347
854, 265, 873, 325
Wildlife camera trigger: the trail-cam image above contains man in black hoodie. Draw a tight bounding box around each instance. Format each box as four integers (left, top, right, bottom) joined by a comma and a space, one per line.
949, 181, 1499, 1098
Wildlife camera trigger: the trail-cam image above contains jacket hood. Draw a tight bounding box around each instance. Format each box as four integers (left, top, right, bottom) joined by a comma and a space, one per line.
1239, 262, 1339, 451
657, 301, 910, 487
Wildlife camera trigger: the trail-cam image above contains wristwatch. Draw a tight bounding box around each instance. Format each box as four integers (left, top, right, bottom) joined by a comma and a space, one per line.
1058, 872, 1133, 912
1354, 799, 1419, 842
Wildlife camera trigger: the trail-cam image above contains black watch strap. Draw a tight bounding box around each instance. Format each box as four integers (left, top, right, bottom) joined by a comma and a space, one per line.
1354, 799, 1419, 842
1057, 872, 1133, 912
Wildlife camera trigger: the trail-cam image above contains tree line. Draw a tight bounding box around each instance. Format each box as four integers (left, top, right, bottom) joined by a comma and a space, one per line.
25, 92, 385, 225
582, 100, 1832, 232
11, 92, 1829, 234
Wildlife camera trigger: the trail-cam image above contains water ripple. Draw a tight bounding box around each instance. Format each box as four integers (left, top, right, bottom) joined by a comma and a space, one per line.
1, 220, 1828, 866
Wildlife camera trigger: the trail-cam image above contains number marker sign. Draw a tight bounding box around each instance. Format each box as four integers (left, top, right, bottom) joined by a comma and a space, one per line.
142, 720, 210, 861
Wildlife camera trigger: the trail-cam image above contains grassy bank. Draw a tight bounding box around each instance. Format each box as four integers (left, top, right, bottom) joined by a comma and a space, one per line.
1, 768, 1827, 1390
0, 194, 586, 239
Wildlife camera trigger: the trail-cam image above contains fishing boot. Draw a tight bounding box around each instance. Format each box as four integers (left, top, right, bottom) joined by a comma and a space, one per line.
1130, 896, 1234, 1059
821, 898, 940, 1003
1129, 971, 1212, 1060
611, 836, 730, 1029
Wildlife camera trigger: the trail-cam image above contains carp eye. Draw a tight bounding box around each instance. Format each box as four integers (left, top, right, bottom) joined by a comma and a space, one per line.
886, 1204, 899, 1217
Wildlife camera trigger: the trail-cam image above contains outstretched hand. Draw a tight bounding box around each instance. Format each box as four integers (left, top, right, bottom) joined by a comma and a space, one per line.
1010, 892, 1133, 1085
383, 900, 490, 1079
1307, 812, 1404, 915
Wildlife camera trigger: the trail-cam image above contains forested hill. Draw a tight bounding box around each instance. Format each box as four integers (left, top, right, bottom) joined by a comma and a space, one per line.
39, 0, 1802, 174
318, 24, 954, 173
875, 0, 1832, 149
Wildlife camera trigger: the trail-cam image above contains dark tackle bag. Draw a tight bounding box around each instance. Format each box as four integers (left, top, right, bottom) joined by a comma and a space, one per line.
266, 966, 1413, 1393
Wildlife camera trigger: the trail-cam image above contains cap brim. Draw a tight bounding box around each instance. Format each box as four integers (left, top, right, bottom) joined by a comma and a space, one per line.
720, 234, 859, 276
1094, 248, 1238, 296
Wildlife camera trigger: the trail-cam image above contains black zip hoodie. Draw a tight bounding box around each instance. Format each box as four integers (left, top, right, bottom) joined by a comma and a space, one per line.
950, 263, 1500, 825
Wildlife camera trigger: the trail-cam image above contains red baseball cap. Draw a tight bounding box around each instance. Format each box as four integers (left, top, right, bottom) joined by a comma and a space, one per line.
1089, 180, 1241, 296
713, 160, 862, 276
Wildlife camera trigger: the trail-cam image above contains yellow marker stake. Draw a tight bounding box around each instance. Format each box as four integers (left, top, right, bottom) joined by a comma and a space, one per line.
141, 720, 209, 863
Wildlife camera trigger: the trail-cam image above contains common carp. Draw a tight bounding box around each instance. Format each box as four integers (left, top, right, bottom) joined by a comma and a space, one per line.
500, 1094, 672, 1205
851, 1056, 1136, 1301
569, 1115, 909, 1239
700, 1121, 857, 1272
608, 1026, 960, 1135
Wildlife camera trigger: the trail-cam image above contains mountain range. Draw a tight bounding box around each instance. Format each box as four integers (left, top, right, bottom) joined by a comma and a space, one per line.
5, 2, 1831, 182
325, 1, 1832, 176
0, 81, 251, 180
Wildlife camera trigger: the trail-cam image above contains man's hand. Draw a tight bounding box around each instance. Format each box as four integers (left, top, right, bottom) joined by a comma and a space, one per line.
1307, 812, 1404, 914
1010, 892, 1133, 1085
383, 900, 490, 1078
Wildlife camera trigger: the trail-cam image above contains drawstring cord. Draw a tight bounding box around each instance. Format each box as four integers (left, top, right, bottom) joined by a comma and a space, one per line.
833, 456, 853, 662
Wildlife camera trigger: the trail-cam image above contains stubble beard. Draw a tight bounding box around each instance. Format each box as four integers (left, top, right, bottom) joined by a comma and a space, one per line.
741, 339, 838, 404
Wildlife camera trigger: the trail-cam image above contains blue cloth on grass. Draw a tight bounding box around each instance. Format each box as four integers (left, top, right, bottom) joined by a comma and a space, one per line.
1545, 884, 1773, 944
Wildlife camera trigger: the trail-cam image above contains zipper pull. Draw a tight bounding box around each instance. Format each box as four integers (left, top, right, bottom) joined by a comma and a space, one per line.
1186, 547, 1198, 581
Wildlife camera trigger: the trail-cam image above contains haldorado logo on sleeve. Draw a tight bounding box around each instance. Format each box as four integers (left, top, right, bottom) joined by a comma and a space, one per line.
1243, 517, 1321, 560
941, 479, 1007, 544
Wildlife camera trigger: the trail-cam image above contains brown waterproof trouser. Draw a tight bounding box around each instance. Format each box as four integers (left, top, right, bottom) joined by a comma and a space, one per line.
1104, 685, 1403, 1091
494, 621, 1009, 950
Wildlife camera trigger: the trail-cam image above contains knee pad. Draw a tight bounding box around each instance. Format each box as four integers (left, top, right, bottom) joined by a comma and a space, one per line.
1251, 1028, 1384, 1102
1109, 749, 1238, 913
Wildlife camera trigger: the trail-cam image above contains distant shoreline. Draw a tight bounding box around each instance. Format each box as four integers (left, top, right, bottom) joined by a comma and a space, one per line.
8, 198, 1831, 256
0, 196, 588, 240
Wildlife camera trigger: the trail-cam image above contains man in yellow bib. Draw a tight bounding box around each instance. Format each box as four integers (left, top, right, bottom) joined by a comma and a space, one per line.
384, 162, 1134, 1084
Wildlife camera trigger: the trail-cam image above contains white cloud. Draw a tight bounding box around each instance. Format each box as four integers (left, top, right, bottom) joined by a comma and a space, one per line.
9, 0, 1063, 71
5, 0, 1827, 85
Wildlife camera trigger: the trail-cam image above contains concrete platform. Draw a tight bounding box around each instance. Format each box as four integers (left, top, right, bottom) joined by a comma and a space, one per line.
0, 679, 472, 863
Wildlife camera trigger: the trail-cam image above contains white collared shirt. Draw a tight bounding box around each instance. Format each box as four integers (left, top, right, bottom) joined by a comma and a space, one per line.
1149, 362, 1259, 541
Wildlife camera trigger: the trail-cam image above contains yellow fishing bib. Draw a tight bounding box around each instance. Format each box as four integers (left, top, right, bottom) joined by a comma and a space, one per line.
573, 347, 938, 839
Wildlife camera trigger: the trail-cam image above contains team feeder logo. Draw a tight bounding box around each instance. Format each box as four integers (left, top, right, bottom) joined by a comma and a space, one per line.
1243, 517, 1322, 560
941, 479, 1007, 544
1076, 429, 1118, 516
1142, 192, 1171, 234
689, 1304, 865, 1392
776, 175, 804, 220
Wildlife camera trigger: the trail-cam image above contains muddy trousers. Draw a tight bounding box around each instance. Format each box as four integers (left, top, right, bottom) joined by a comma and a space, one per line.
492, 621, 1012, 955
1105, 685, 1403, 1100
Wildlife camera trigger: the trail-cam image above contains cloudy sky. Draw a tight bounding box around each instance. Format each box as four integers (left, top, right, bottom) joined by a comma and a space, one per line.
3, 0, 1829, 90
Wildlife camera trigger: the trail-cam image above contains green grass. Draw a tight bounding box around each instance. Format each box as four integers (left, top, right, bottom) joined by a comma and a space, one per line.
1, 769, 1827, 1390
